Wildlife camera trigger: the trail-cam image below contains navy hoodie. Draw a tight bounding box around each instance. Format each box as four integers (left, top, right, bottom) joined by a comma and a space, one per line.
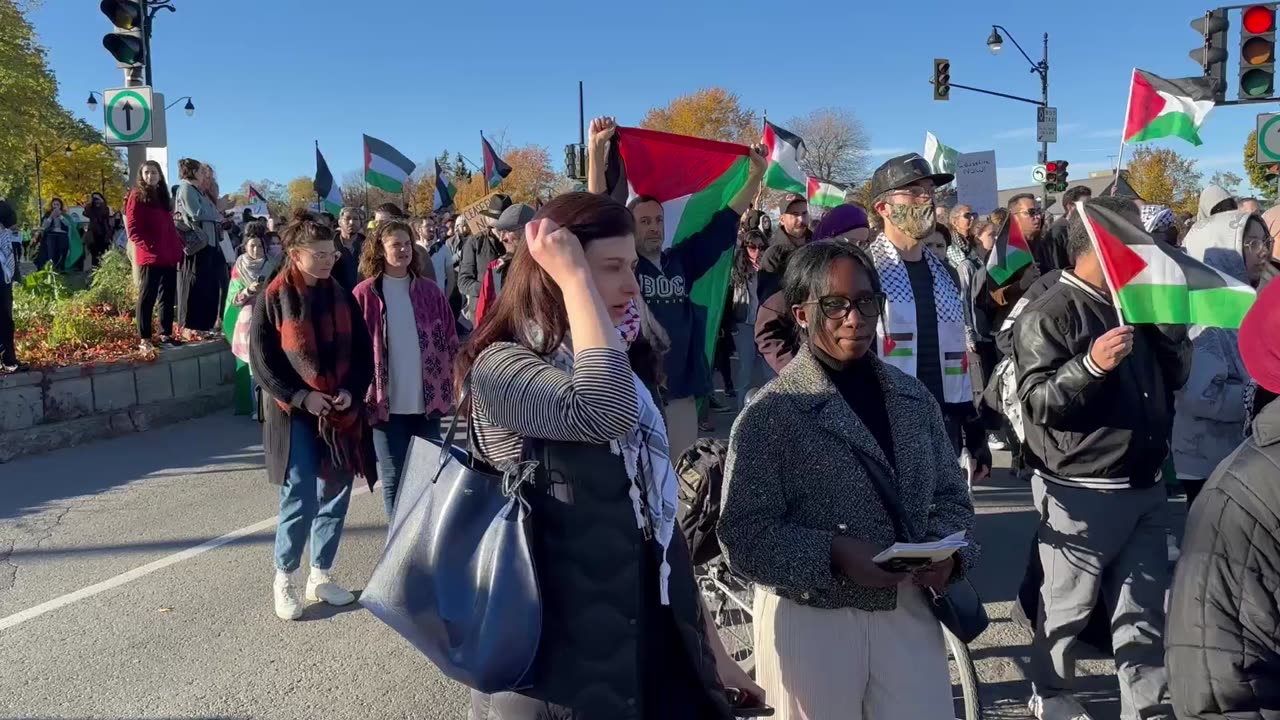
635, 207, 740, 400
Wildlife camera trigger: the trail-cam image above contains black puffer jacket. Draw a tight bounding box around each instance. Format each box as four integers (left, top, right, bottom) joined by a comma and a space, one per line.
1167, 398, 1280, 719
1012, 272, 1191, 488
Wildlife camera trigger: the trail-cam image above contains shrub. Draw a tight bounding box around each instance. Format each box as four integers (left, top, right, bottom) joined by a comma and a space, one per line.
82, 249, 136, 313
46, 297, 135, 350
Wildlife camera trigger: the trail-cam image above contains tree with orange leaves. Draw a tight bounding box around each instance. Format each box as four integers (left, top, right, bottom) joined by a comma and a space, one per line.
640, 87, 759, 145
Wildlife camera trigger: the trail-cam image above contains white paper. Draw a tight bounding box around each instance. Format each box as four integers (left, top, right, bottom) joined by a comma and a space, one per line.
872, 531, 969, 565
955, 151, 998, 216
218, 231, 236, 265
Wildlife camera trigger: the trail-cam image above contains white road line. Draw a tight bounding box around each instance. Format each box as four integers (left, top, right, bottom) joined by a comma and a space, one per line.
0, 486, 374, 632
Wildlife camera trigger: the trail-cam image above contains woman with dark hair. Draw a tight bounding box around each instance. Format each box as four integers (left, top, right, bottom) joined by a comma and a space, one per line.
37, 197, 73, 271
223, 221, 278, 416
730, 229, 770, 406
85, 192, 112, 265
719, 240, 978, 719
352, 219, 458, 519
126, 160, 185, 350
249, 217, 375, 621
458, 192, 752, 720
174, 159, 224, 338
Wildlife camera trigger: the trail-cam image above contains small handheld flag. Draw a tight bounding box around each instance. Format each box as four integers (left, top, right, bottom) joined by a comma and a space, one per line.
762, 120, 807, 194
1123, 69, 1216, 147
433, 159, 457, 212
481, 134, 512, 189
314, 143, 342, 215
986, 217, 1034, 286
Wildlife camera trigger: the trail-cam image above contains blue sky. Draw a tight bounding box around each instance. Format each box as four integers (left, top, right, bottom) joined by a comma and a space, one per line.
30, 0, 1269, 194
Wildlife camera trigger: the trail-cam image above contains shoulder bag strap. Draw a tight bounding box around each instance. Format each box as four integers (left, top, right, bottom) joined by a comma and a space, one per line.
850, 447, 920, 544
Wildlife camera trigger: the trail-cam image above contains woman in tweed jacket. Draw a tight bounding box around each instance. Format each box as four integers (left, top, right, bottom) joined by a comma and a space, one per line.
718, 240, 979, 719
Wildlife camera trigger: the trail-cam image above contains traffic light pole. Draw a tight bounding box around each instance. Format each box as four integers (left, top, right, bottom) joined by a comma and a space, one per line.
123, 3, 146, 186
1040, 32, 1049, 166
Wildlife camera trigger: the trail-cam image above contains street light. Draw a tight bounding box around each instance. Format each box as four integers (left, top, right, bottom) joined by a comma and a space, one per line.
986, 28, 1004, 54
166, 95, 195, 117
86, 90, 103, 113
986, 24, 1050, 164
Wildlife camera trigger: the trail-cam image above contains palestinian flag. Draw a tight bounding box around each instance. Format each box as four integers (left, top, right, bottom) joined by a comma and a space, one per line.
807, 177, 846, 209
1123, 69, 1215, 147
481, 134, 512, 189
762, 120, 806, 194
313, 143, 342, 215
1079, 201, 1255, 328
987, 216, 1034, 285
363, 134, 416, 193
924, 131, 959, 179
606, 126, 750, 364
433, 159, 457, 212
64, 221, 83, 272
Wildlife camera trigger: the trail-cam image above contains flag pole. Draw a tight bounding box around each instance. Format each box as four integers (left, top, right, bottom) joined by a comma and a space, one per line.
1113, 68, 1136, 195
314, 140, 321, 214
1111, 142, 1128, 196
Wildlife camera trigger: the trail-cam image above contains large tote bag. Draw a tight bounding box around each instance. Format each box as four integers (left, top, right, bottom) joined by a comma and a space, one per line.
361, 403, 542, 693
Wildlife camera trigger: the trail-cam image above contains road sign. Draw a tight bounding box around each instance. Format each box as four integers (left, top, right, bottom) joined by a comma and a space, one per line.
1037, 106, 1058, 143
102, 86, 153, 145
1256, 112, 1280, 163
1031, 164, 1048, 183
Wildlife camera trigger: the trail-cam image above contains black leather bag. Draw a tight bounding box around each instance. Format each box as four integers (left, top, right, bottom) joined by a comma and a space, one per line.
361, 400, 542, 693
859, 452, 989, 644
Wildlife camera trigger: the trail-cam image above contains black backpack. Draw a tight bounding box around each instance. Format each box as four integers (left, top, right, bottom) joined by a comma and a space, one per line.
675, 438, 730, 566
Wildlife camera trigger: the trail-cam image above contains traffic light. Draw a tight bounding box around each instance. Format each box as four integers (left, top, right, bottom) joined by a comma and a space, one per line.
100, 0, 145, 69
1190, 9, 1230, 102
1054, 160, 1069, 192
932, 58, 950, 101
1044, 161, 1059, 189
563, 144, 585, 180
1239, 4, 1278, 99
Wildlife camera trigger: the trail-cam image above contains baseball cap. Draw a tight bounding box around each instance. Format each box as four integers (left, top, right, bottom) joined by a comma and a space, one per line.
869, 153, 954, 200
778, 194, 808, 214
495, 203, 536, 232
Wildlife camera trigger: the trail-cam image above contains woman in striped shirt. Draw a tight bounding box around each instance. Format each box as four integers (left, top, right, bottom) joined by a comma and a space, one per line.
455, 192, 756, 720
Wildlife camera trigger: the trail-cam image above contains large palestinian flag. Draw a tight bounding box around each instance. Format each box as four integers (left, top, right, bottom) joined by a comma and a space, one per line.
605, 127, 750, 364
1123, 69, 1215, 147
762, 121, 806, 194
363, 134, 416, 193
987, 216, 1034, 285
1079, 201, 1255, 328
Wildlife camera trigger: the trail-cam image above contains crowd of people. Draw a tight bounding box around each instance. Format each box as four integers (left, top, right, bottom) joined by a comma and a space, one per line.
3, 119, 1280, 719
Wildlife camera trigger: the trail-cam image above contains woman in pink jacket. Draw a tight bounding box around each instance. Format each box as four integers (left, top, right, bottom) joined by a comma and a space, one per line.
352, 219, 459, 519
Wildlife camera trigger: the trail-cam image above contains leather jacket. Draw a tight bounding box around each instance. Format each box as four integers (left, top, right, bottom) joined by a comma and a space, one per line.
1011, 272, 1191, 489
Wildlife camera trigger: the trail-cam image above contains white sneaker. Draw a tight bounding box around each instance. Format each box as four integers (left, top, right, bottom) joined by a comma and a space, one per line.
1167, 533, 1182, 564
273, 570, 303, 620
306, 568, 355, 606
1029, 694, 1094, 720
987, 432, 1008, 451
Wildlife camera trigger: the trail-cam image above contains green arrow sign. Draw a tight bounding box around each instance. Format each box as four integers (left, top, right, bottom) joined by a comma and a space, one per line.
104, 87, 153, 145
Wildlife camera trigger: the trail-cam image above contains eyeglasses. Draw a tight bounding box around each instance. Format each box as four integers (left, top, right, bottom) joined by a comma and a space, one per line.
962, 212, 978, 220
1246, 234, 1274, 253
1016, 208, 1043, 218
806, 293, 886, 320
298, 247, 336, 261
889, 187, 933, 200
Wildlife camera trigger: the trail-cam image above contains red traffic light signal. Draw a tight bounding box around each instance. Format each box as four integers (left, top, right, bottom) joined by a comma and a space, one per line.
1045, 162, 1059, 173
1245, 4, 1275, 33
1240, 4, 1277, 99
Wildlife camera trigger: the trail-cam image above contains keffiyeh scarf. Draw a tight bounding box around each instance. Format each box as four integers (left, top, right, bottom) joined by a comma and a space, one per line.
1140, 204, 1175, 234
0, 227, 16, 285
541, 300, 680, 605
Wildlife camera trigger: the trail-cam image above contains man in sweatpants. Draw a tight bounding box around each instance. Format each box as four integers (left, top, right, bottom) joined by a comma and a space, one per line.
1011, 195, 1191, 720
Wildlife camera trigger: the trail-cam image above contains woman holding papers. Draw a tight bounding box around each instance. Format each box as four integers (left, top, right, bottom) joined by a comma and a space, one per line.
718, 240, 979, 719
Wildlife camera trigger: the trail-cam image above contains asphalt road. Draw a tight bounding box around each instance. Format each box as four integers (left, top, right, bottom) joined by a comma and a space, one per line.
0, 411, 1182, 720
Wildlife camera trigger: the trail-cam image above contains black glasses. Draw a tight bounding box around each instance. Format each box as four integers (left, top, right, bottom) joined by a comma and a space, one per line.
1017, 208, 1043, 218
808, 293, 886, 320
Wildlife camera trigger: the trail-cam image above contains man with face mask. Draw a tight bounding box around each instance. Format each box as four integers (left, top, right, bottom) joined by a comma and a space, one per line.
867, 153, 991, 480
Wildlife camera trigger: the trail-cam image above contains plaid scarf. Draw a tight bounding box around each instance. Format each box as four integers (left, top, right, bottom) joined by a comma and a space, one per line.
267, 265, 371, 492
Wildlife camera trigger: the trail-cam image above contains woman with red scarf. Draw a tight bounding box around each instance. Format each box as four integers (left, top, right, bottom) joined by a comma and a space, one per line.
249, 215, 375, 621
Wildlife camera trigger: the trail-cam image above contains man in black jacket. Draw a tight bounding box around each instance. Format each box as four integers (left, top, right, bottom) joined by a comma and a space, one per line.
1013, 195, 1190, 720
1040, 185, 1091, 273
456, 194, 511, 323
332, 206, 366, 290
755, 194, 813, 303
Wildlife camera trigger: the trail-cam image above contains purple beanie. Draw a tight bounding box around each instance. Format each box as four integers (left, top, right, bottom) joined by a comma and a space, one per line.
814, 204, 869, 240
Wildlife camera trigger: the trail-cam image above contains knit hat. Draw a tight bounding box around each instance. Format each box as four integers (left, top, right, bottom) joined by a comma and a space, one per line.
814, 204, 869, 240
1239, 279, 1280, 394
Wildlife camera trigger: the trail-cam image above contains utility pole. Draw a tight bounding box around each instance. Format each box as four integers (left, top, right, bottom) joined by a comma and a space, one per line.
1040, 32, 1049, 165
123, 0, 148, 185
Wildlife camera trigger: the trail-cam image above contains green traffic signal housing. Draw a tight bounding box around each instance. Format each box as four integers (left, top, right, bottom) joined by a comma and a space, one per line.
100, 0, 145, 69
1239, 4, 1277, 99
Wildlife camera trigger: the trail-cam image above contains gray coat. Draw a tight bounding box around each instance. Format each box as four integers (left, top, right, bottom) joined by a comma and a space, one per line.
718, 345, 979, 612
1174, 210, 1255, 480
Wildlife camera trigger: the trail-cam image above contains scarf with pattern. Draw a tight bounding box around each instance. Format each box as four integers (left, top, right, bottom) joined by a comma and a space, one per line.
266, 265, 371, 494
540, 300, 679, 605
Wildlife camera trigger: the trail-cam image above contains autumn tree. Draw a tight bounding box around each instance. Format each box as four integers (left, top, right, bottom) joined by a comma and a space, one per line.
1243, 130, 1277, 201
640, 87, 758, 144
285, 176, 315, 211
1208, 170, 1243, 196
787, 107, 869, 185
1125, 145, 1202, 217
453, 144, 556, 210
36, 144, 128, 210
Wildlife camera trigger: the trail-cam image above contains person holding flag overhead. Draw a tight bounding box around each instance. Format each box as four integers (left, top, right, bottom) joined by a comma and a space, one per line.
1012, 195, 1190, 720
865, 153, 990, 480
587, 116, 767, 455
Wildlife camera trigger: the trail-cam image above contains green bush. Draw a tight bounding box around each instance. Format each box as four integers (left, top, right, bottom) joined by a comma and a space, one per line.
82, 249, 136, 313
46, 297, 134, 350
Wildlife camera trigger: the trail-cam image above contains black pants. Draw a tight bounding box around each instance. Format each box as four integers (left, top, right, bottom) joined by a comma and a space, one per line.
713, 328, 735, 392
137, 265, 177, 339
43, 232, 69, 272
0, 279, 15, 365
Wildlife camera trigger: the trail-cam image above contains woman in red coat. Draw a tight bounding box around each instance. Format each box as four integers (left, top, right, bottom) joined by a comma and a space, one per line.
126, 160, 186, 350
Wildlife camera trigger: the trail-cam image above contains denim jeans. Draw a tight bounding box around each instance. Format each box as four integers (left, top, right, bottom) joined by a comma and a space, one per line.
274, 414, 353, 572
371, 414, 442, 519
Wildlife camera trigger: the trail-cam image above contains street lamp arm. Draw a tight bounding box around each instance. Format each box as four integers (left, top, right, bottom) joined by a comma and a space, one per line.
947, 81, 1046, 107
165, 96, 193, 110
991, 24, 1042, 74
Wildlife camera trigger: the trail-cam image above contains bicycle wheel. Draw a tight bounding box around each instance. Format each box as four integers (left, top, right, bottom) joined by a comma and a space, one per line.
944, 624, 982, 720
698, 565, 755, 674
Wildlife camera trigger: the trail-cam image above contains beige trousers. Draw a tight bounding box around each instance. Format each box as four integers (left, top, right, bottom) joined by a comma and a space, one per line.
665, 397, 699, 457
754, 584, 955, 720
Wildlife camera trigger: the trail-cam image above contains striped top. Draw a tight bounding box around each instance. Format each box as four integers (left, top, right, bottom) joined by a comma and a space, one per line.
471, 343, 639, 467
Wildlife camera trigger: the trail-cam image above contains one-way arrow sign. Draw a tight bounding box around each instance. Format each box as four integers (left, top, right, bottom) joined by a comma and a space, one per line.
102, 86, 153, 145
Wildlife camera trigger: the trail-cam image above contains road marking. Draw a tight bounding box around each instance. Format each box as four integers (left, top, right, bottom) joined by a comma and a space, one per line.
0, 487, 373, 632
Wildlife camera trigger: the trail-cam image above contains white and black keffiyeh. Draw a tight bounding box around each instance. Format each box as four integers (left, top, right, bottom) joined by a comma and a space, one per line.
538, 300, 680, 605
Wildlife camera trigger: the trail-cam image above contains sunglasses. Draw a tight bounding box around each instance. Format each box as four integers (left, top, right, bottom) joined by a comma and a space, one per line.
962, 212, 977, 220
